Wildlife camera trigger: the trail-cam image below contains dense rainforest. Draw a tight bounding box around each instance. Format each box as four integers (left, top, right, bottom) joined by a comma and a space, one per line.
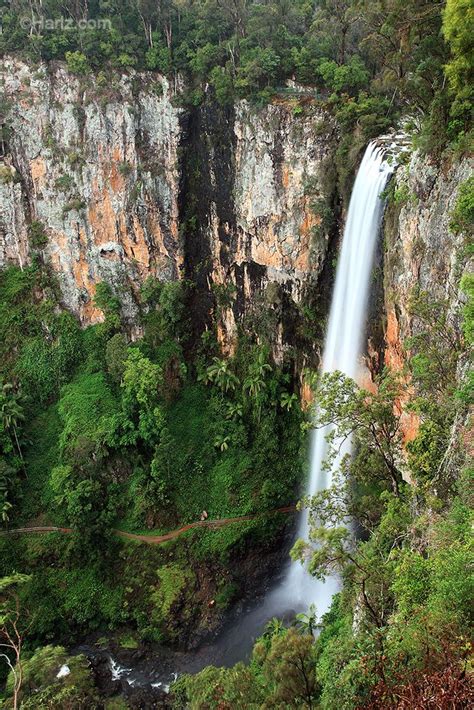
0, 0, 473, 708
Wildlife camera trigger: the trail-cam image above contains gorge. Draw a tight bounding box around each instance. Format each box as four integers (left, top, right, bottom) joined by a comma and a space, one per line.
0, 1, 472, 708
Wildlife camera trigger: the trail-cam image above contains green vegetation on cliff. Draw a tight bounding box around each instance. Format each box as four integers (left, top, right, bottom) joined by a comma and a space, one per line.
0, 256, 304, 704
0, 2, 472, 708
170, 179, 474, 709
1, 0, 472, 155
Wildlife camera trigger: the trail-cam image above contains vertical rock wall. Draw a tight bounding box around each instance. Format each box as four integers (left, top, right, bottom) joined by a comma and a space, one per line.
220, 101, 337, 359
383, 153, 472, 442
1, 59, 338, 361
1, 58, 182, 325
184, 98, 339, 360
6, 58, 470, 397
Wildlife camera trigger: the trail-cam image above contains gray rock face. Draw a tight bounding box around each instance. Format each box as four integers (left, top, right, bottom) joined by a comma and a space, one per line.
3, 60, 469, 388
383, 151, 472, 443
384, 152, 471, 357
209, 101, 337, 356
1, 58, 182, 325
233, 101, 334, 285
1, 59, 338, 358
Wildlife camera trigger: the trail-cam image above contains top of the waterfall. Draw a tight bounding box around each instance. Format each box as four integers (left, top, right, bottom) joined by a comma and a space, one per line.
371, 123, 413, 167
365, 141, 397, 175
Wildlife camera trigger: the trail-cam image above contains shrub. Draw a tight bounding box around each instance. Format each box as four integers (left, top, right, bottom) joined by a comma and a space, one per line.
62, 197, 86, 215
28, 220, 48, 249
7, 646, 99, 708
106, 333, 129, 384
0, 165, 15, 183
54, 175, 74, 191
65, 51, 90, 76
450, 176, 474, 235
118, 161, 133, 177
57, 371, 119, 460
93, 282, 121, 330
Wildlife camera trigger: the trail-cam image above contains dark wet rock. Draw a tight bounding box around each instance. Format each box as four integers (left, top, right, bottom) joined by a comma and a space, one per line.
124, 685, 170, 709
88, 652, 121, 697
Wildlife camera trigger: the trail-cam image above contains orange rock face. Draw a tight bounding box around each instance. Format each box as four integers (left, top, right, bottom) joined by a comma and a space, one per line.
1, 58, 183, 326
384, 307, 420, 445
382, 152, 472, 458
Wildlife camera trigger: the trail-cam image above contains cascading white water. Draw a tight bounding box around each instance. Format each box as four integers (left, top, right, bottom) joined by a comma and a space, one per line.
184, 142, 395, 664
273, 141, 394, 615
71, 144, 396, 680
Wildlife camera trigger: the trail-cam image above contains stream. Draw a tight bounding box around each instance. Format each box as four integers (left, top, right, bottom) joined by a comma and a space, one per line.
75, 562, 304, 702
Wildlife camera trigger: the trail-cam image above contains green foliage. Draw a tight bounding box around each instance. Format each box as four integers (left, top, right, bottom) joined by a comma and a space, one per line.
0, 382, 26, 521
392, 182, 417, 206
20, 404, 61, 522
121, 348, 164, 445
0, 265, 87, 521
308, 370, 405, 495
65, 51, 90, 76
16, 312, 83, 404
61, 567, 124, 627
0, 0, 459, 156
235, 47, 281, 97
62, 196, 86, 214
58, 372, 119, 460
146, 45, 171, 73
0, 572, 31, 704
0, 165, 15, 184
460, 272, 474, 348
105, 333, 129, 384
0, 237, 305, 683
200, 357, 240, 393
6, 645, 99, 708
122, 349, 163, 410
408, 289, 460, 386
118, 161, 133, 177
151, 563, 194, 625
171, 663, 260, 709
442, 0, 474, 142
209, 66, 234, 106
255, 627, 318, 707
0, 459, 16, 523
172, 625, 318, 709
443, 0, 474, 91
54, 174, 74, 192
406, 419, 448, 484
27, 220, 48, 249
314, 599, 373, 710
318, 56, 369, 94
93, 282, 121, 330
141, 279, 186, 333
0, 570, 31, 599
450, 176, 474, 236
0, 266, 80, 402
405, 287, 464, 487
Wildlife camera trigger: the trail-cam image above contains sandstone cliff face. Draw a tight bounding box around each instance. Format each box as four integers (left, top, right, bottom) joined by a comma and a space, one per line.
383, 152, 472, 443
1, 60, 337, 358
205, 100, 337, 357
1, 58, 182, 326
234, 101, 333, 285
4, 59, 469, 393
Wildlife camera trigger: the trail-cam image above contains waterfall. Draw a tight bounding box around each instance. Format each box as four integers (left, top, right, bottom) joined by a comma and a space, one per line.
274, 141, 394, 615
198, 142, 395, 661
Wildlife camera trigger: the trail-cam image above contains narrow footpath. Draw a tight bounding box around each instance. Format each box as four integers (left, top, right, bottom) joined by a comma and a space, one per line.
0, 506, 296, 545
